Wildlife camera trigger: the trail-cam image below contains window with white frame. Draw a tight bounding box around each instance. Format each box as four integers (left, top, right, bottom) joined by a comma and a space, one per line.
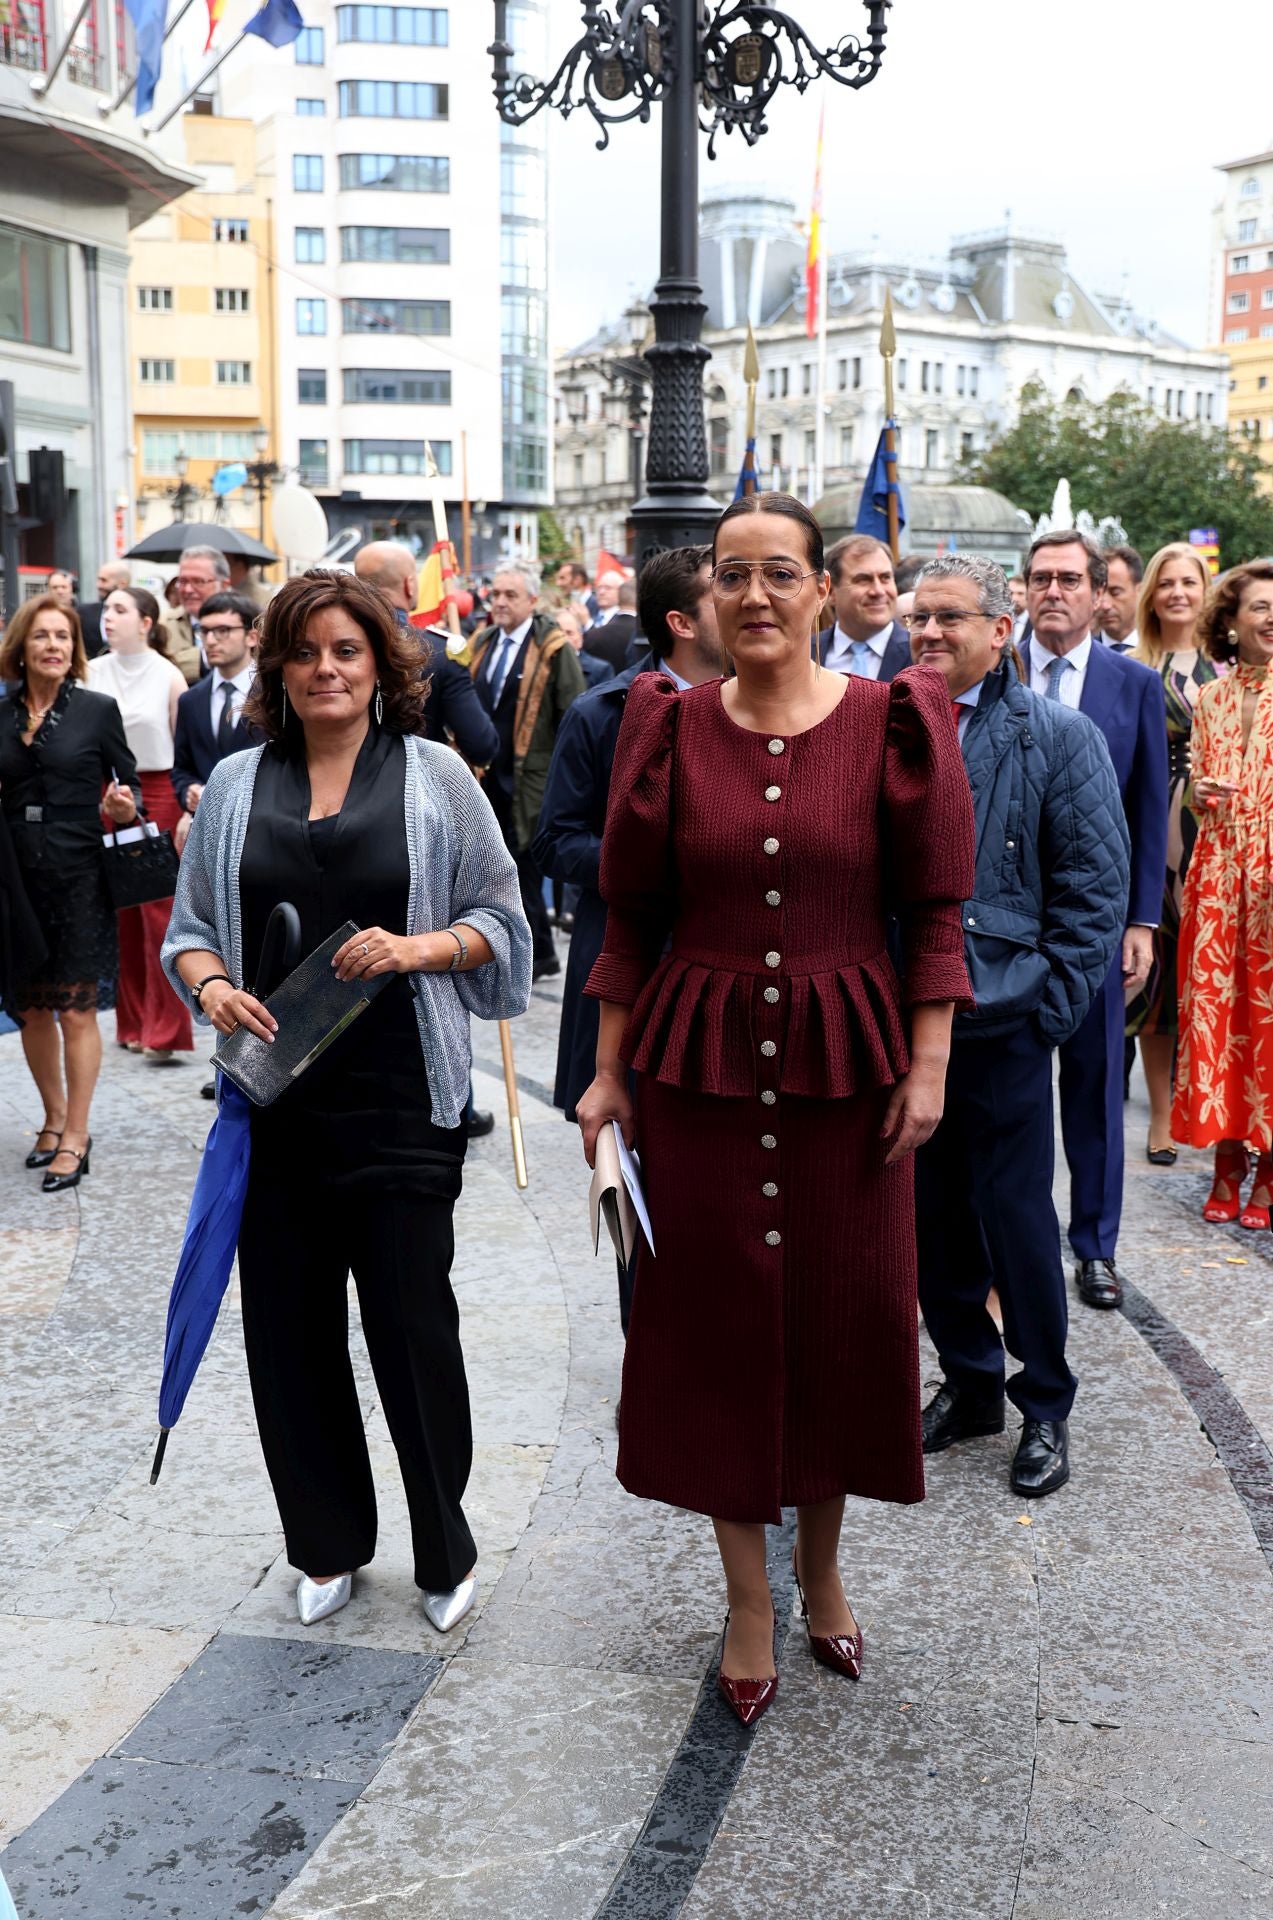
1239, 219, 1257, 242
214, 288, 250, 312
137, 286, 172, 311
295, 228, 325, 264
216, 360, 251, 384
212, 218, 248, 242
296, 97, 325, 115
1226, 328, 1249, 342
1232, 255, 1250, 274
1229, 290, 1250, 310
294, 154, 324, 192
139, 358, 174, 382
297, 298, 327, 335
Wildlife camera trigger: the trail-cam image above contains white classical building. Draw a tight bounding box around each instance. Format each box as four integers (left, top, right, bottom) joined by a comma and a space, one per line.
0, 3, 196, 604
214, 0, 551, 567
555, 190, 1230, 566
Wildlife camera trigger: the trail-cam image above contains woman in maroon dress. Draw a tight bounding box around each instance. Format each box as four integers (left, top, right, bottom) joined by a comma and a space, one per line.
578, 495, 975, 1725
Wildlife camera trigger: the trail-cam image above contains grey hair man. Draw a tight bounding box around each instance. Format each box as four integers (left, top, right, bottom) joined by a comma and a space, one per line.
164, 545, 232, 683
910, 550, 1130, 1500
584, 568, 638, 673
470, 563, 584, 979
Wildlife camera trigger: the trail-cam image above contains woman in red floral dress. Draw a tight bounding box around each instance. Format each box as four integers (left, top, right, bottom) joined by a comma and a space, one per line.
577, 495, 974, 1724
1172, 562, 1273, 1226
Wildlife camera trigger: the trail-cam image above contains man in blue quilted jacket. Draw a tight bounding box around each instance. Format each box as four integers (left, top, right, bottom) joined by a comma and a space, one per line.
909, 555, 1130, 1499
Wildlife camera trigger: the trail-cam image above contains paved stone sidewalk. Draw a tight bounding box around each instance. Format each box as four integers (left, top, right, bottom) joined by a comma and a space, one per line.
1, 964, 1270, 1919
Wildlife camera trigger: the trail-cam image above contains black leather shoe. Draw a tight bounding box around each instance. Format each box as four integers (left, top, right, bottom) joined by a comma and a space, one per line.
921, 1380, 1006, 1454
1076, 1258, 1122, 1309
465, 1107, 495, 1139
532, 956, 561, 981
1011, 1418, 1070, 1497
200, 1081, 216, 1100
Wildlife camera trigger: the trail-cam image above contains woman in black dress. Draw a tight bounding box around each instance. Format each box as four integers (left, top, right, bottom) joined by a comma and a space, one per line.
163, 570, 531, 1632
0, 594, 140, 1191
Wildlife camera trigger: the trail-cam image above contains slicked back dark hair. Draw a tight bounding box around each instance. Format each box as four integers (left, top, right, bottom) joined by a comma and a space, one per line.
199, 589, 261, 632
1024, 528, 1108, 591
711, 491, 824, 573
1104, 543, 1144, 584
637, 545, 710, 661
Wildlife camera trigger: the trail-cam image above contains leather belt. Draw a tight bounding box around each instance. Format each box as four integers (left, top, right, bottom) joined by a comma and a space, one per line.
11, 804, 103, 824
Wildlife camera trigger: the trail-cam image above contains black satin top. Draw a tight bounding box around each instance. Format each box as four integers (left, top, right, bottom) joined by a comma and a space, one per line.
239, 728, 465, 1188
0, 681, 140, 868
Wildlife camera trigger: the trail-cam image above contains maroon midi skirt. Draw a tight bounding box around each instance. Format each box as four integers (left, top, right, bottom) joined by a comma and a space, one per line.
616, 1077, 925, 1524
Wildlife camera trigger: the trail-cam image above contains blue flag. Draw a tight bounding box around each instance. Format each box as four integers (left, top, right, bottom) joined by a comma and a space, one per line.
244, 0, 305, 46
212, 462, 248, 496
733, 437, 758, 502
126, 0, 167, 114
854, 423, 906, 546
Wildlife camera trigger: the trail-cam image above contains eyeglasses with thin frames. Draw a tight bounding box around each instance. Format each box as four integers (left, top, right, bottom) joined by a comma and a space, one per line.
1027, 570, 1087, 591
710, 562, 819, 600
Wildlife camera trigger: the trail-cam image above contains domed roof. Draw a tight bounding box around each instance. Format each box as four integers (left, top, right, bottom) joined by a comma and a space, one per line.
814, 483, 1031, 547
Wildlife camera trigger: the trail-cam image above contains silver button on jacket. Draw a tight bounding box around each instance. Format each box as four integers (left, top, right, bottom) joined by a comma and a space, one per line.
768, 738, 785, 755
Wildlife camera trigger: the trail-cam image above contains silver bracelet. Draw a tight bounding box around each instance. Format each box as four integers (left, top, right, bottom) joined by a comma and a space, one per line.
445, 927, 468, 972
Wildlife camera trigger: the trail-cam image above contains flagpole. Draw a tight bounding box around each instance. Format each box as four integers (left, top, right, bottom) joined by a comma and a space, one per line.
149, 23, 248, 131
99, 0, 197, 115
813, 236, 828, 506
880, 287, 900, 565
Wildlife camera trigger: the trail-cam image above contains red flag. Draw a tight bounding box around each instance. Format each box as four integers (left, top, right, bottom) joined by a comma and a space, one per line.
204, 0, 225, 47
594, 547, 627, 580
804, 104, 825, 340
409, 540, 456, 629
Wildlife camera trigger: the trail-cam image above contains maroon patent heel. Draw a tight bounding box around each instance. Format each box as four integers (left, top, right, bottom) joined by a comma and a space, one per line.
716, 1612, 778, 1727
793, 1548, 863, 1680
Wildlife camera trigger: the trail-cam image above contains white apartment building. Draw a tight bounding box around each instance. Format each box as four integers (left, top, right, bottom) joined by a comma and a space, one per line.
556, 191, 1229, 565
216, 0, 550, 567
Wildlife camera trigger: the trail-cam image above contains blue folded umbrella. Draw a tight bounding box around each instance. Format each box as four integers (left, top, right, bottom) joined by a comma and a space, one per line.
151, 1078, 252, 1481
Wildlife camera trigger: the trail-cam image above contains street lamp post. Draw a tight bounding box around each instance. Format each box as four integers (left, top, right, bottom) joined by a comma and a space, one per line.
171, 449, 198, 523
246, 426, 282, 543
490, 0, 891, 569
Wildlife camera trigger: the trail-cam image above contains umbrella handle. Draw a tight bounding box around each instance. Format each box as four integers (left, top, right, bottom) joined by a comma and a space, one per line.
150, 1428, 171, 1486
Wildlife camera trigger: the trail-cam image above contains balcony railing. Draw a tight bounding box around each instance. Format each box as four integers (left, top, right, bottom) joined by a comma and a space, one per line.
67, 42, 105, 86
1, 18, 47, 68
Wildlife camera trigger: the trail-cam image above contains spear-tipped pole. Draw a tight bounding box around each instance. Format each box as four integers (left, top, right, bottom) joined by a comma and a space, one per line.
879, 288, 900, 564
738, 321, 760, 496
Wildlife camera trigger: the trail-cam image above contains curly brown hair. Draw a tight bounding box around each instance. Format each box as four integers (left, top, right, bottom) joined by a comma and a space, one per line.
243, 568, 429, 741
1198, 562, 1273, 663
0, 593, 88, 685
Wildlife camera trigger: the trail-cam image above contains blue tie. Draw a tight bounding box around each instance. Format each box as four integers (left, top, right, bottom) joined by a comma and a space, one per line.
849, 640, 874, 678
1044, 656, 1068, 701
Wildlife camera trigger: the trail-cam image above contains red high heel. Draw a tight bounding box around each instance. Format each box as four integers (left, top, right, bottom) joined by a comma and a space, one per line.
716, 1612, 778, 1727
1203, 1145, 1249, 1224
792, 1548, 863, 1680
1240, 1156, 1273, 1232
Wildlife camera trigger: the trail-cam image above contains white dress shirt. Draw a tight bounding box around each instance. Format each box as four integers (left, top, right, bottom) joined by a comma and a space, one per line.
487, 616, 533, 704
823, 623, 891, 679
212, 664, 255, 732
1028, 633, 1092, 709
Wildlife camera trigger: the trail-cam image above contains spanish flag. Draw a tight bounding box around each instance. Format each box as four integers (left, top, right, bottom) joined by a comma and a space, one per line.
409, 539, 456, 629
804, 104, 824, 340
204, 0, 225, 48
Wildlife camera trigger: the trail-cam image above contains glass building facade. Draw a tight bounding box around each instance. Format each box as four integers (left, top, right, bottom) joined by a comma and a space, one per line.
499, 0, 549, 504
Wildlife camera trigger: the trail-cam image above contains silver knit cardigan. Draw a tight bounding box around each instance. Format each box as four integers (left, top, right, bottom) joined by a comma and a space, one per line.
160, 738, 532, 1128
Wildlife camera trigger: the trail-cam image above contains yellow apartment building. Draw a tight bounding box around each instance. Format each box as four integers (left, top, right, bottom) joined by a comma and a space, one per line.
129, 113, 278, 552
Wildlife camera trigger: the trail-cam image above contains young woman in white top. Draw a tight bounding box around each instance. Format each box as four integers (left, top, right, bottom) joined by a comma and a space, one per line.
89, 587, 193, 1060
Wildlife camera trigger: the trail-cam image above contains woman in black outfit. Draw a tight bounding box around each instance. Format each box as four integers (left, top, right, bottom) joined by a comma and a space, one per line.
163, 570, 531, 1632
0, 594, 140, 1191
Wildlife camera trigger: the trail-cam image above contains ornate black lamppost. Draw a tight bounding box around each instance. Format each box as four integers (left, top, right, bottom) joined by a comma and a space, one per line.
171, 449, 199, 523
490, 0, 891, 568
246, 427, 282, 543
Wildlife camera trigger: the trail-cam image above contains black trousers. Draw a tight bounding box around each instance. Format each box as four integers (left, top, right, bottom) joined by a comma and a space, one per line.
238, 1147, 476, 1591
487, 776, 555, 968
916, 1022, 1078, 1423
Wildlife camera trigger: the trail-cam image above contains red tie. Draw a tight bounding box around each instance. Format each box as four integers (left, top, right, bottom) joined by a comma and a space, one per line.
950, 698, 963, 733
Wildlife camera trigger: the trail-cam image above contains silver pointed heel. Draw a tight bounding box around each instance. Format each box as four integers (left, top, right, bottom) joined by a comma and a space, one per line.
296, 1572, 352, 1626
422, 1573, 477, 1633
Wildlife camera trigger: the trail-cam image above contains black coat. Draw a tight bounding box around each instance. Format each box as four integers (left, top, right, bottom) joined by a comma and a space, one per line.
583, 613, 637, 673
414, 625, 500, 767
531, 663, 647, 1118
170, 673, 263, 811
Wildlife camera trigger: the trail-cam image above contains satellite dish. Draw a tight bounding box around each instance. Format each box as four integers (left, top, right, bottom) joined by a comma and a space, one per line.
270, 484, 330, 563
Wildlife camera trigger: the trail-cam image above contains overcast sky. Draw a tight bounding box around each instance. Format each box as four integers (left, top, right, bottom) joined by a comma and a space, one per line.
547, 0, 1271, 353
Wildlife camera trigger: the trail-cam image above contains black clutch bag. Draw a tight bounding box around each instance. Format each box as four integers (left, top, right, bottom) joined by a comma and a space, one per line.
211, 920, 392, 1106
101, 818, 181, 910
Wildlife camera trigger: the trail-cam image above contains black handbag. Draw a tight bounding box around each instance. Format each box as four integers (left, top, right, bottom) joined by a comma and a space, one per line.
101, 816, 182, 910
211, 920, 392, 1106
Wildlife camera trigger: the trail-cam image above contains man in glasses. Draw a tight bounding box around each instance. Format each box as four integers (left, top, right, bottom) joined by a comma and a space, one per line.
815, 535, 910, 680
162, 545, 231, 684
170, 589, 261, 834
1024, 530, 1168, 1311
910, 554, 1129, 1497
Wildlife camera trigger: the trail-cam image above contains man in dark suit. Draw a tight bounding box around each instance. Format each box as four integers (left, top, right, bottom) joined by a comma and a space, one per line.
815, 534, 911, 678
170, 590, 263, 832
583, 571, 637, 671
1094, 543, 1143, 652
1022, 531, 1168, 1310
353, 541, 499, 768
78, 560, 131, 659
533, 543, 719, 1329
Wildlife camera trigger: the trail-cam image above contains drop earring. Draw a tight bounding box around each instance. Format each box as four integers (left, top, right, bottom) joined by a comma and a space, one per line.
374, 680, 384, 725
281, 683, 288, 725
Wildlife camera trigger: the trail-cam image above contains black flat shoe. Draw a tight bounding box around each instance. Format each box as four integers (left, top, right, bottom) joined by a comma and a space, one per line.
531, 956, 561, 981
1076, 1258, 1122, 1309
1011, 1418, 1069, 1498
921, 1380, 1005, 1454
42, 1138, 91, 1193
24, 1126, 63, 1170
200, 1081, 216, 1100
465, 1107, 495, 1138
1147, 1142, 1177, 1167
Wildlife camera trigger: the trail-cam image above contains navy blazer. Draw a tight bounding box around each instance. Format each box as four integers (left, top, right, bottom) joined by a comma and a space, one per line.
1073, 640, 1168, 929
814, 619, 911, 681
170, 673, 262, 810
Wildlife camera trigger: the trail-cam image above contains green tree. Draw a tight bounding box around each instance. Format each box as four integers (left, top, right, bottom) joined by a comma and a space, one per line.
537, 508, 573, 569
962, 384, 1273, 564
